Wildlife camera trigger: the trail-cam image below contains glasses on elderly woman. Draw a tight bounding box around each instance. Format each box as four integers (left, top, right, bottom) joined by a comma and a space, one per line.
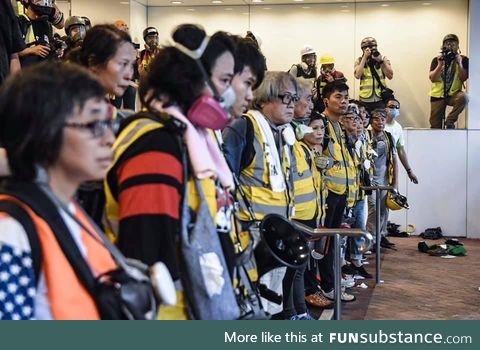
278, 93, 299, 106
64, 118, 120, 138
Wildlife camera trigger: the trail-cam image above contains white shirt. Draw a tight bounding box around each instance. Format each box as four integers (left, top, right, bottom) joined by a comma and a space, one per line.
384, 119, 405, 149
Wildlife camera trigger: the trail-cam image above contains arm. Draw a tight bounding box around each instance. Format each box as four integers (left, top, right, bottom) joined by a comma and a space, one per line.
18, 45, 51, 58
391, 153, 398, 190
222, 118, 249, 177
379, 57, 393, 80
115, 129, 183, 279
9, 54, 21, 75
0, 148, 11, 176
288, 65, 298, 78
429, 56, 444, 82
354, 49, 371, 79
457, 55, 468, 82
397, 146, 418, 184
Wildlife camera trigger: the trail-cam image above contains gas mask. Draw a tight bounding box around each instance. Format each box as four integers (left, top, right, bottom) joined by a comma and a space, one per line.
28, 0, 55, 19
174, 36, 236, 130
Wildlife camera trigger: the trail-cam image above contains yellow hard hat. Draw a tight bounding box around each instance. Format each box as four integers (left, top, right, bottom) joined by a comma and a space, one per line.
386, 191, 409, 211
320, 54, 335, 65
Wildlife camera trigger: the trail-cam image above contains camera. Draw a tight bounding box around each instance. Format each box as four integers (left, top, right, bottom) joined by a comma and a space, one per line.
51, 37, 67, 51
441, 48, 456, 62
371, 49, 381, 58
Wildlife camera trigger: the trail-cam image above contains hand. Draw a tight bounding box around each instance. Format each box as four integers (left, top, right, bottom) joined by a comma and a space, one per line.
363, 48, 372, 59
408, 170, 419, 184
437, 54, 446, 66
325, 73, 334, 82
456, 54, 463, 66
373, 54, 384, 63
29, 45, 51, 58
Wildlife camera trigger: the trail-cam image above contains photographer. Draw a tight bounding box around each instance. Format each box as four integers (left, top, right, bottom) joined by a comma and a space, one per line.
1, 0, 25, 85
289, 45, 317, 86
16, 0, 65, 67
354, 37, 394, 112
429, 34, 468, 129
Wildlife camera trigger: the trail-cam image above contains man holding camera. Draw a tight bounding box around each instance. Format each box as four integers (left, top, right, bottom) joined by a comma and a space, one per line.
429, 34, 469, 129
354, 37, 394, 112
16, 0, 65, 67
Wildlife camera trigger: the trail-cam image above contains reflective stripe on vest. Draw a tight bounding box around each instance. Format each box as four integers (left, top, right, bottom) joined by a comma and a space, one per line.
0, 194, 117, 320
359, 64, 386, 99
292, 142, 322, 221
430, 64, 463, 98
238, 113, 292, 220
323, 121, 357, 198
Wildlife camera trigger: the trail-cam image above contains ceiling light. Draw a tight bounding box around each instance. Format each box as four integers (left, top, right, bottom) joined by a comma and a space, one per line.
119, 1, 129, 4
252, 0, 264, 3
212, 0, 223, 3
263, 7, 271, 10
293, 0, 304, 2
187, 8, 195, 11
422, 2, 432, 5
171, 1, 183, 4
381, 3, 390, 7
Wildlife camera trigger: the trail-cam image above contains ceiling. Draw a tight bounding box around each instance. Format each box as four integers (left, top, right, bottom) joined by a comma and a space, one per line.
135, 0, 434, 6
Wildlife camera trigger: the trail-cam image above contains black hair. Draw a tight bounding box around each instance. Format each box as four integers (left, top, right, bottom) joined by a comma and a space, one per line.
371, 108, 387, 119
172, 24, 235, 76
0, 61, 105, 181
140, 24, 235, 113
67, 24, 132, 68
232, 36, 266, 89
384, 97, 400, 108
322, 80, 349, 100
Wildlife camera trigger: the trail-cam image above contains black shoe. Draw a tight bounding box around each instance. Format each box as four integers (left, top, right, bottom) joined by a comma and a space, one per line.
341, 264, 357, 275
352, 264, 372, 279
446, 123, 456, 129
381, 236, 395, 246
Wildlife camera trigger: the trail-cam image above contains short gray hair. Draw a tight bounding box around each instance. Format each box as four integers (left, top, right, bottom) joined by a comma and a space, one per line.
251, 71, 298, 110
296, 77, 313, 98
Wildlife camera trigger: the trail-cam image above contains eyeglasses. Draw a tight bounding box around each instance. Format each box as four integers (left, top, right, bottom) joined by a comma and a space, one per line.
278, 93, 299, 106
387, 105, 400, 109
64, 119, 120, 138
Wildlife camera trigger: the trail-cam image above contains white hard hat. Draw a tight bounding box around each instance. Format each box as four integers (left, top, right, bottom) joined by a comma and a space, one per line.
301, 44, 316, 56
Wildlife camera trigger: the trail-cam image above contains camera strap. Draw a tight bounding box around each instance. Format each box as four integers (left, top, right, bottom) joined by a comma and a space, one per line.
368, 60, 387, 91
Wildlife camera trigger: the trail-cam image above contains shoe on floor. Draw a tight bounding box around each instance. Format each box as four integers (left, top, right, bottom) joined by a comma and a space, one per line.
322, 288, 356, 302
290, 313, 316, 320
305, 291, 334, 309
342, 275, 355, 288
341, 264, 357, 275
381, 236, 395, 246
352, 264, 373, 279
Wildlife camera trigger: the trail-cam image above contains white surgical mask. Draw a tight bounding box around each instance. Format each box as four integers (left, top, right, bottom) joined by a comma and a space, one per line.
390, 109, 400, 119
219, 86, 236, 110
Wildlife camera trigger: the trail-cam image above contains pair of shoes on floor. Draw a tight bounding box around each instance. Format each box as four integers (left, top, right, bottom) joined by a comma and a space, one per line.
305, 291, 334, 309
322, 288, 356, 302
380, 236, 397, 250
290, 313, 316, 320
351, 264, 373, 279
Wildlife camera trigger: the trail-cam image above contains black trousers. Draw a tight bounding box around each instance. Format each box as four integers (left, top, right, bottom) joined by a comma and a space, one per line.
318, 191, 346, 292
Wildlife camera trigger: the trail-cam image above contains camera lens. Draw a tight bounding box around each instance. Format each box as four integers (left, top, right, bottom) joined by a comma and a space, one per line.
372, 50, 380, 58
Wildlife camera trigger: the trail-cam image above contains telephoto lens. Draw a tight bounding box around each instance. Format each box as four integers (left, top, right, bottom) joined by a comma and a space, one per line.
372, 50, 381, 58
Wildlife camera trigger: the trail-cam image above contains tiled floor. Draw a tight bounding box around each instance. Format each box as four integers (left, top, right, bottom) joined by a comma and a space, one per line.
338, 236, 480, 320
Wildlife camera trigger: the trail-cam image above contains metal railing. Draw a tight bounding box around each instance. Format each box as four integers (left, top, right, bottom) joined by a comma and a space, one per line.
360, 185, 394, 284
292, 222, 372, 320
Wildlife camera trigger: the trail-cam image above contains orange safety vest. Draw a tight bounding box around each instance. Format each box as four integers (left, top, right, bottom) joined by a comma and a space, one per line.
0, 194, 117, 320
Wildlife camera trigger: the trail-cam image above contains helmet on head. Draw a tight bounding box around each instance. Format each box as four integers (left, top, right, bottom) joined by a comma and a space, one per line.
361, 37, 378, 50
443, 33, 459, 44
386, 191, 409, 211
65, 16, 86, 37
320, 54, 335, 65
80, 16, 92, 31
301, 44, 316, 57
143, 27, 159, 41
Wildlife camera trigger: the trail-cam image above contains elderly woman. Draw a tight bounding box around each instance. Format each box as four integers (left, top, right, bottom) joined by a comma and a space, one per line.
0, 62, 119, 320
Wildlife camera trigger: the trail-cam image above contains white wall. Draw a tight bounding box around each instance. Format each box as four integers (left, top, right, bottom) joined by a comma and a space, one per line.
147, 0, 468, 129
130, 0, 148, 46
148, 6, 249, 46
469, 0, 480, 129
71, 0, 130, 27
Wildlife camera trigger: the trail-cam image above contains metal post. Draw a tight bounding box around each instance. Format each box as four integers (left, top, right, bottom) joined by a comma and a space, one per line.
375, 188, 381, 284
333, 233, 342, 320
